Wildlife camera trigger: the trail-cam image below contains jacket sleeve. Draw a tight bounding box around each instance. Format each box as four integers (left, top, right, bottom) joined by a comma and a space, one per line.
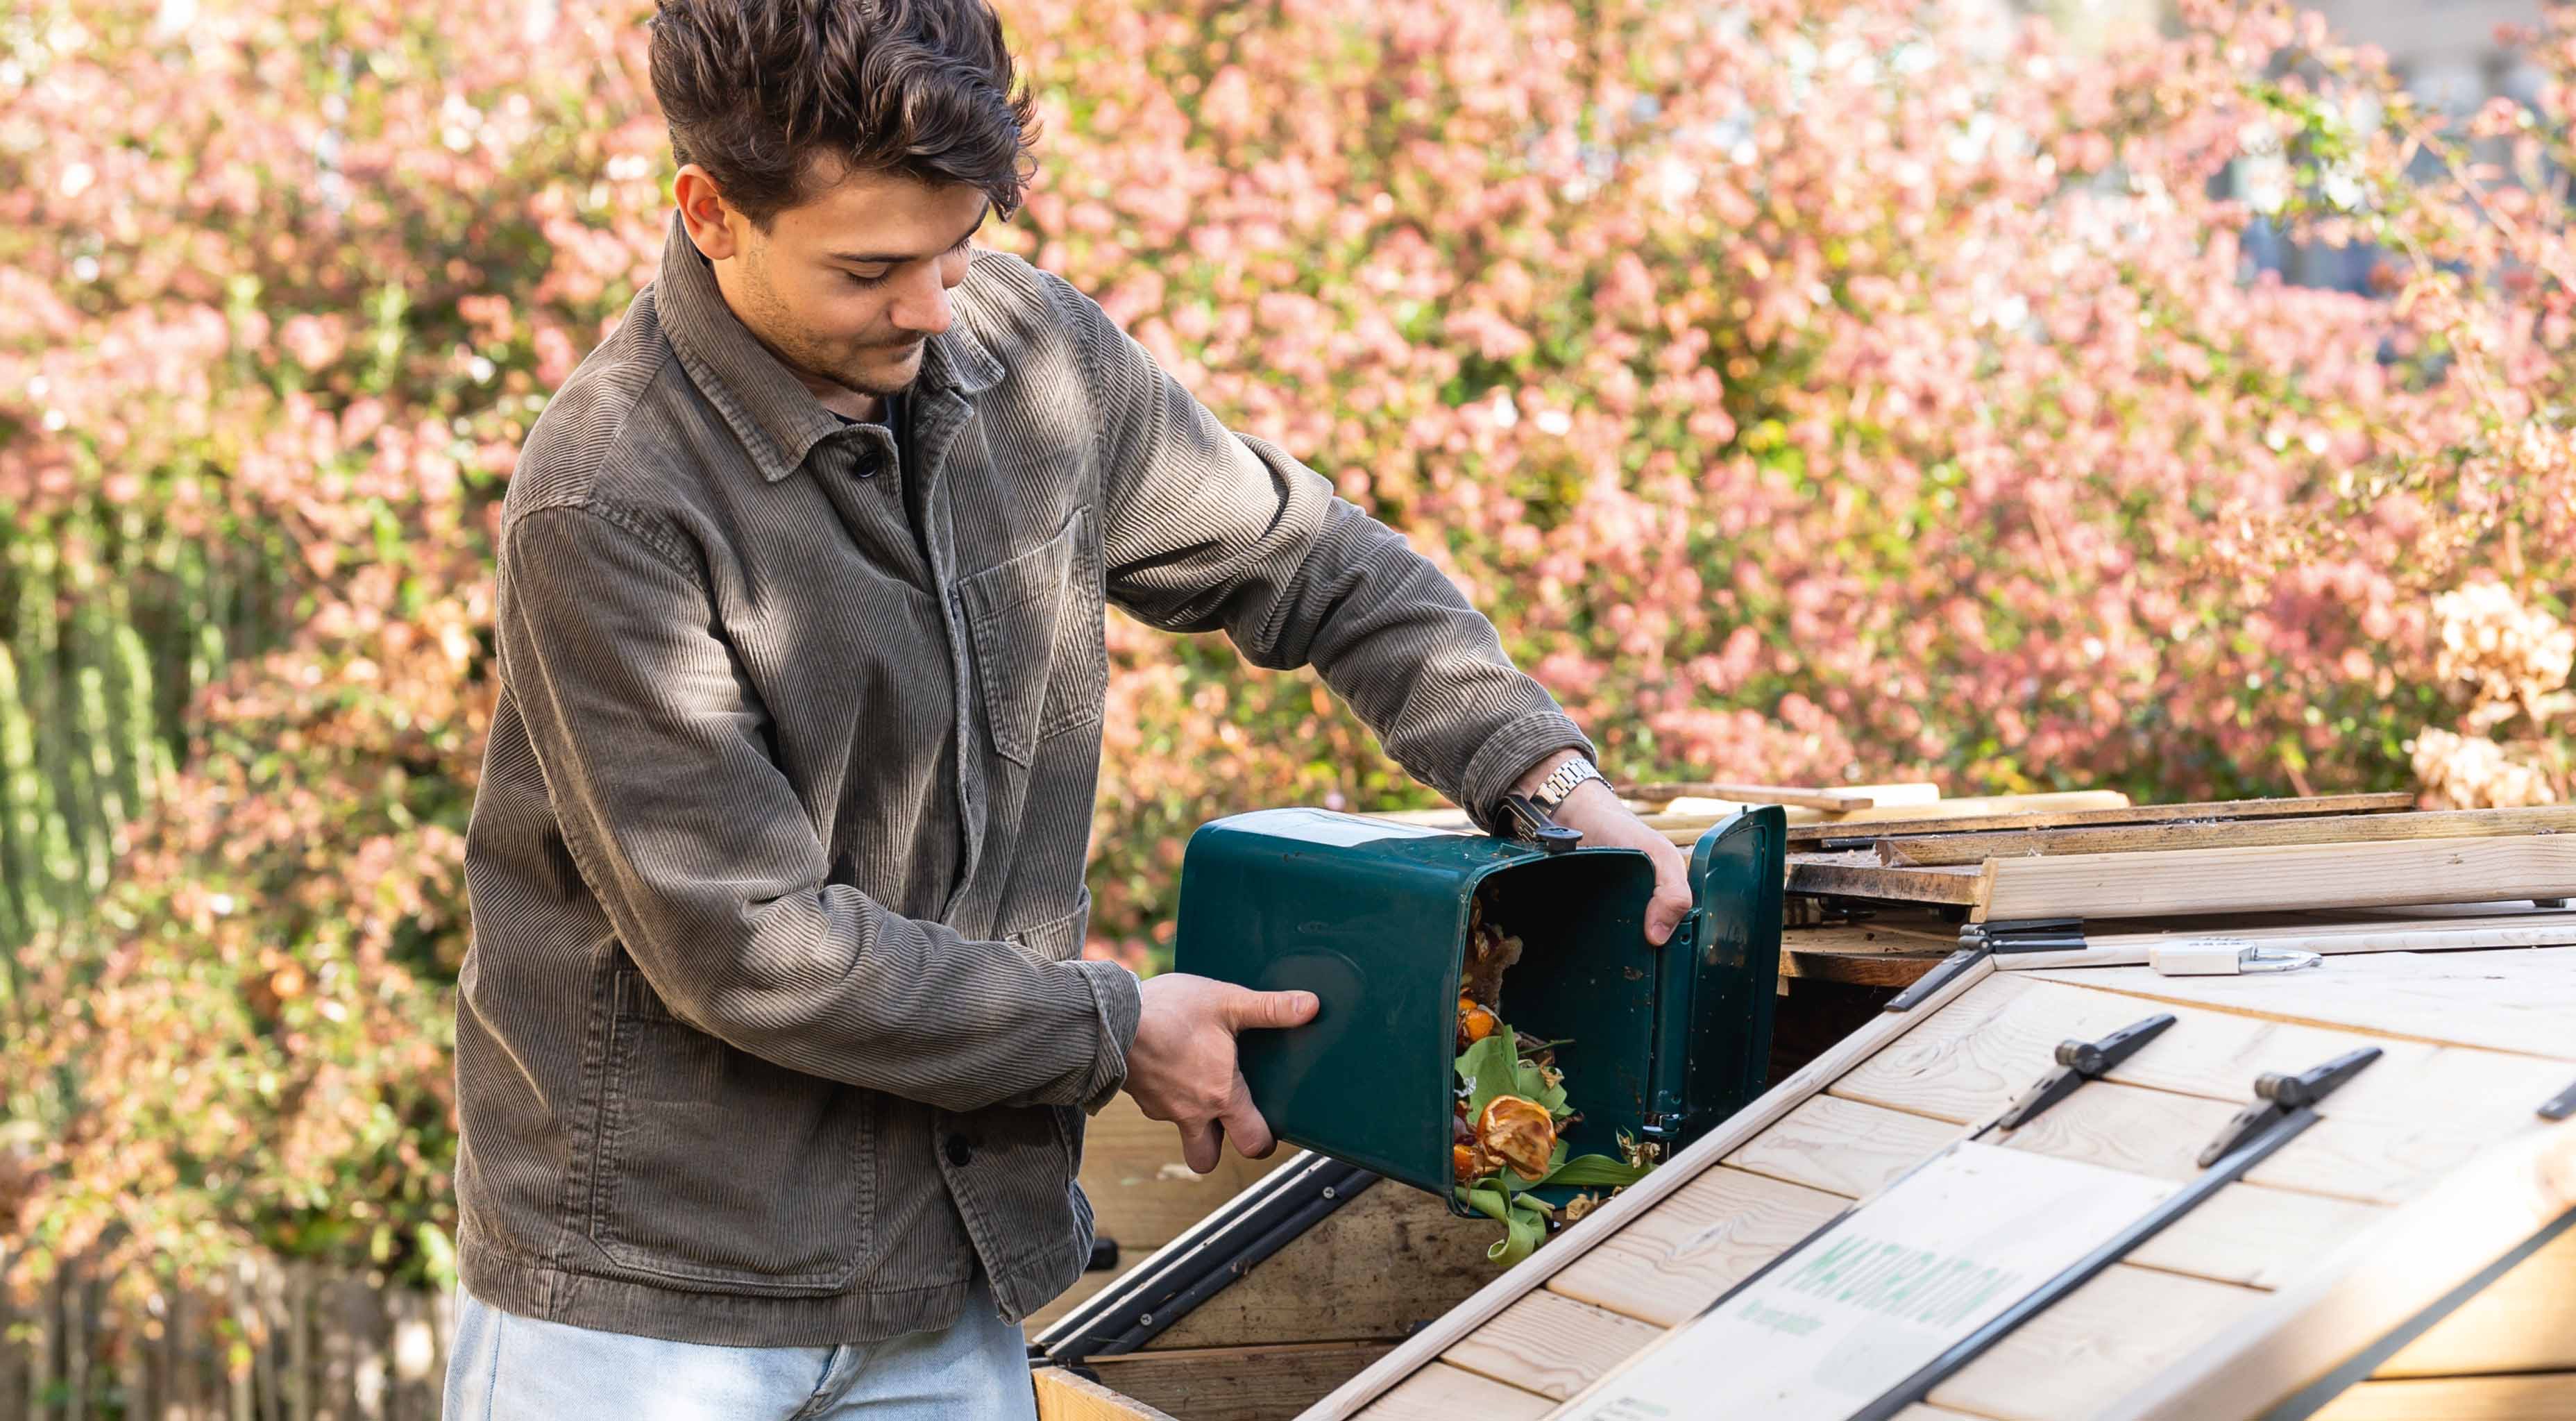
1046, 276, 1594, 831
493, 501, 1139, 1114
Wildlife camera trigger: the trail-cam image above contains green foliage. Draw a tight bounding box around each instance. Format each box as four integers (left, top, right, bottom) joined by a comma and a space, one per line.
3, 0, 2573, 1322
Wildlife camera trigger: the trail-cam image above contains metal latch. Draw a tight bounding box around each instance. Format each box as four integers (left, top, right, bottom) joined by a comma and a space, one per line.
2540, 1074, 2576, 1122
1965, 918, 2087, 954
2197, 1046, 2383, 1167
1497, 793, 1582, 855
2149, 937, 2323, 976
1886, 918, 2085, 1013
1990, 1013, 2177, 1132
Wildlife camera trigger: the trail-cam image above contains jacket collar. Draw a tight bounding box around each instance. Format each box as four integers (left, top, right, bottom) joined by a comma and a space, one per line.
654, 212, 1003, 483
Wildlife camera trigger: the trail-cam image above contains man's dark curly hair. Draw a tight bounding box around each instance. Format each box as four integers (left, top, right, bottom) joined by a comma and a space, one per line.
648, 0, 1037, 227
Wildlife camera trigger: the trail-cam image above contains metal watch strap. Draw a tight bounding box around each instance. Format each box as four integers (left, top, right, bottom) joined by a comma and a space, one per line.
1530, 756, 1603, 813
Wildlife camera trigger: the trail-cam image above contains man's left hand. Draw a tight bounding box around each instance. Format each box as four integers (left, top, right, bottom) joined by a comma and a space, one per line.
1511, 751, 1693, 945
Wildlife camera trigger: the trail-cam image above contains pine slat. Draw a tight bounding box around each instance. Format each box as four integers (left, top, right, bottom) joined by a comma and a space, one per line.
1439, 1290, 1662, 1402
1545, 1166, 1846, 1327
2025, 948, 2576, 1062
1927, 1266, 2267, 1421
1721, 1095, 1963, 1198
1787, 793, 2416, 846
1978, 835, 2576, 923
1357, 1361, 1552, 1421
1881, 805, 2576, 866
2312, 1374, 2576, 1421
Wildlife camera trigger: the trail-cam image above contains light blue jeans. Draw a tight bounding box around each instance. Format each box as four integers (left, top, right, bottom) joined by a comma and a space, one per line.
441, 1275, 1037, 1420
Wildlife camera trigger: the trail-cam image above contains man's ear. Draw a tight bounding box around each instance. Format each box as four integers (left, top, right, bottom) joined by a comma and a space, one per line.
673, 165, 741, 262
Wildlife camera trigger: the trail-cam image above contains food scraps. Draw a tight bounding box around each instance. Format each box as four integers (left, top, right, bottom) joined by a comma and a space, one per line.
1450, 896, 1654, 1263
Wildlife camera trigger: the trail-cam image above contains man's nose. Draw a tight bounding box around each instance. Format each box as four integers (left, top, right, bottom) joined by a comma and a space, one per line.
887, 267, 954, 336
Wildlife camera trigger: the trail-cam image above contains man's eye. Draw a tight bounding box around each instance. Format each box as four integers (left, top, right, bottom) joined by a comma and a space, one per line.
844, 270, 890, 288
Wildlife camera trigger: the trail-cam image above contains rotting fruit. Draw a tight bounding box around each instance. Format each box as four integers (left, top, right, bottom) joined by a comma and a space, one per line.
1476, 1094, 1557, 1179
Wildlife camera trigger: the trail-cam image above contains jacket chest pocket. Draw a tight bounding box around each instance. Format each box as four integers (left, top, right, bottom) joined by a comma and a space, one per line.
957, 506, 1108, 766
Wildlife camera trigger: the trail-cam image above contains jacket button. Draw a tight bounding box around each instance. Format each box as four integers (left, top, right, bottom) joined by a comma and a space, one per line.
944, 1134, 972, 1167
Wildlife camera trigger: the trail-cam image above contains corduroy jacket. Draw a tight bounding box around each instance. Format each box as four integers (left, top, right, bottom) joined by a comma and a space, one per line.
453, 215, 1593, 1346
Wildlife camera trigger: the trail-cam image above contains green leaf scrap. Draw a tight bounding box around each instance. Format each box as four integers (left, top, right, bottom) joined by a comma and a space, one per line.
1451, 1014, 1656, 1262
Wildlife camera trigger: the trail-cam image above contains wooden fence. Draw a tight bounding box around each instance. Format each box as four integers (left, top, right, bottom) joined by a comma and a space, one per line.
0, 1253, 450, 1421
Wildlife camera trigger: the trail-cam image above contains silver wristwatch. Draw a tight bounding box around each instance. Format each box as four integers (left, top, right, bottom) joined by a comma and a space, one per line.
1528, 756, 1604, 814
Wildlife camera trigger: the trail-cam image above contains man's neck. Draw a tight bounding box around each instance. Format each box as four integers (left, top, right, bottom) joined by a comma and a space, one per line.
809, 381, 885, 424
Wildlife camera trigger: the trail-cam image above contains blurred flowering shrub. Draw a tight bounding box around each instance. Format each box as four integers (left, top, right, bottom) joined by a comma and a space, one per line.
3, 0, 2573, 1310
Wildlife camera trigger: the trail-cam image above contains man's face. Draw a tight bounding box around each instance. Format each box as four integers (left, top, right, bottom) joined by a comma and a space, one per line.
692, 160, 989, 402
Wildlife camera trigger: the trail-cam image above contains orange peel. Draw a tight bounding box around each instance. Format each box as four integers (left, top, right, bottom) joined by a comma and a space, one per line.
1476, 1094, 1558, 1181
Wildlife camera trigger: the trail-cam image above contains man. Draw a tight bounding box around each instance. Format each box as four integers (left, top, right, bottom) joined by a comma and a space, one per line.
444, 0, 1692, 1414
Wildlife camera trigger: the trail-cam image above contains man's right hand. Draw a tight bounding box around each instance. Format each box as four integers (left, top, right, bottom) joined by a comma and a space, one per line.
1124, 973, 1318, 1174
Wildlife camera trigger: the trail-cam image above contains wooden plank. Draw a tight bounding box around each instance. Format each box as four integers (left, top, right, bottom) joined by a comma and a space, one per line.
2097, 1119, 2576, 1421
1034, 1365, 1180, 1421
1927, 1265, 2267, 1421
1881, 805, 2576, 866
2251, 1111, 2505, 1207
1633, 782, 1945, 813
1817, 791, 2133, 825
1628, 781, 1881, 811
1818, 960, 2567, 1250
1990, 1079, 2241, 1183
1439, 1290, 1663, 1402
1781, 920, 1969, 953
1963, 1075, 2451, 1207
2024, 947, 2576, 1061
1090, 1343, 1392, 1421
2127, 1184, 2386, 1290
1823, 973, 2543, 1129
1788, 793, 2416, 846
1781, 947, 1949, 987
1914, 976, 2567, 1143
1992, 909, 2576, 972
1779, 918, 1962, 984
1829, 974, 2171, 1122
2375, 1213, 2576, 1377
1148, 1177, 1501, 1348
1300, 955, 1999, 1420
1652, 790, 2149, 846
2312, 1374, 2576, 1420
1722, 1094, 1964, 1198
1787, 850, 1985, 905
1355, 1361, 1552, 1421
1976, 834, 2576, 923
1545, 1166, 1847, 1327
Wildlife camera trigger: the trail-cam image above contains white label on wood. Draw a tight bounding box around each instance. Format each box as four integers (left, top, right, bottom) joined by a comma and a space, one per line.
1556, 1143, 2175, 1421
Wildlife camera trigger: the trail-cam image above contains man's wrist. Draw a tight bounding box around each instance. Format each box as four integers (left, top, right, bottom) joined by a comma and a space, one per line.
1509, 747, 1591, 801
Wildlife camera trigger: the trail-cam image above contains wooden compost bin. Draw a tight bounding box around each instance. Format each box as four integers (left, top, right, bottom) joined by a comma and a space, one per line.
1037, 795, 2576, 1421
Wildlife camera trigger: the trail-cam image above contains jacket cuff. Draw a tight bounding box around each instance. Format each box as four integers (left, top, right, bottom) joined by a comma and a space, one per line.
1460, 712, 1598, 836
1070, 957, 1143, 1113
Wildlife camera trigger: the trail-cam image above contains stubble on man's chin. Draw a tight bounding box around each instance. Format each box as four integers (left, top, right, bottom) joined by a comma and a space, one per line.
829, 352, 922, 401
735, 248, 920, 402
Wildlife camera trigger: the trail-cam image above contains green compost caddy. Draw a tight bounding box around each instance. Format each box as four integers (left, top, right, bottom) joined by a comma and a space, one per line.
1173, 805, 1786, 1211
